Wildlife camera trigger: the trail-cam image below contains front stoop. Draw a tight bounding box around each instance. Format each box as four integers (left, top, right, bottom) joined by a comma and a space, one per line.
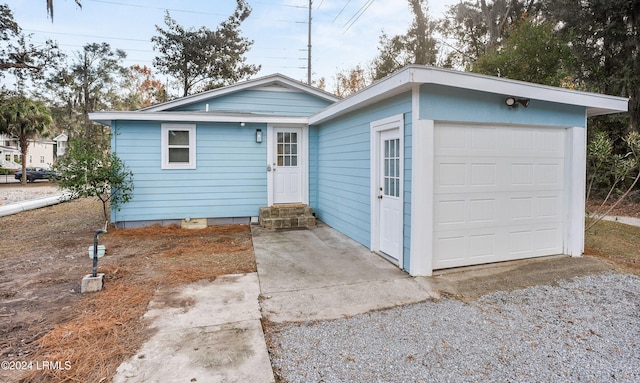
259, 205, 316, 229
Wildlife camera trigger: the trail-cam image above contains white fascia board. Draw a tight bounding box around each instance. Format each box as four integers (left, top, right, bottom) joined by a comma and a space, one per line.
310, 68, 414, 125
409, 66, 629, 115
309, 66, 628, 125
142, 74, 339, 113
89, 111, 309, 126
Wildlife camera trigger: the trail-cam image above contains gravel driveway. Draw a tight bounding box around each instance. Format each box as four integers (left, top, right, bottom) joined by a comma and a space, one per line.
267, 273, 639, 382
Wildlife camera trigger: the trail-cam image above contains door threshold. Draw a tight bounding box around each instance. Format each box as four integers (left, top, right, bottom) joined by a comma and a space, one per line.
375, 251, 399, 266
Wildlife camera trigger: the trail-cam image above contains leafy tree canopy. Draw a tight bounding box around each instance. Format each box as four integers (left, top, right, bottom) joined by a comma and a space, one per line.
152, 0, 260, 97
546, 0, 640, 131
439, 0, 542, 69
54, 135, 134, 225
47, 42, 127, 139
0, 4, 62, 91
0, 95, 52, 183
371, 0, 439, 80
471, 16, 574, 87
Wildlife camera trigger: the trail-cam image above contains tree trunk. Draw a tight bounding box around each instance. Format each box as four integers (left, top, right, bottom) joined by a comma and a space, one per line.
19, 133, 28, 185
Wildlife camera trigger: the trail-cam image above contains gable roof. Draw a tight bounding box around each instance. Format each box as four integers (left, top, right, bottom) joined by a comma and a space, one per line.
141, 73, 339, 113
309, 65, 629, 124
90, 73, 339, 125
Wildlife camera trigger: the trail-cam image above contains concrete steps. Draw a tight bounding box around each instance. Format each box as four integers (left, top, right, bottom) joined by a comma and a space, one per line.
259, 204, 316, 229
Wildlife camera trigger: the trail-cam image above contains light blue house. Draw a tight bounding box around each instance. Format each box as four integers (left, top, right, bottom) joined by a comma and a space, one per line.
91, 65, 628, 276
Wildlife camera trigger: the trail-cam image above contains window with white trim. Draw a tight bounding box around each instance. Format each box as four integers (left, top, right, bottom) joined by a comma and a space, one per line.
161, 124, 196, 169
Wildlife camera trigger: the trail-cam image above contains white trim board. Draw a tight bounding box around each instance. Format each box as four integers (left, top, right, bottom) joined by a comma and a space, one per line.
370, 113, 405, 269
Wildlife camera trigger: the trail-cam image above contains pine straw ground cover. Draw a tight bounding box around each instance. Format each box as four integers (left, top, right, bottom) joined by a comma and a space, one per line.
0, 197, 255, 382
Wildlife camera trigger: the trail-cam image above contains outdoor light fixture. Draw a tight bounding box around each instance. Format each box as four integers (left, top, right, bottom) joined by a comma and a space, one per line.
505, 97, 531, 108
256, 129, 263, 143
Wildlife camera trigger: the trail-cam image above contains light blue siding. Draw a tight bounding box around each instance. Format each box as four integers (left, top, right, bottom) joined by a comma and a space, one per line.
111, 120, 267, 224
311, 93, 412, 264
420, 84, 587, 127
170, 89, 333, 116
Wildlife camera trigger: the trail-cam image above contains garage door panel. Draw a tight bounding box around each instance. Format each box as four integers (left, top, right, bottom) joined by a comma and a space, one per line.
435, 192, 563, 230
435, 158, 564, 194
435, 225, 563, 269
435, 126, 565, 158
433, 124, 566, 270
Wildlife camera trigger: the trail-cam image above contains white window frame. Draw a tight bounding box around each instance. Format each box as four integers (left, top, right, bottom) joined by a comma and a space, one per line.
161, 124, 196, 170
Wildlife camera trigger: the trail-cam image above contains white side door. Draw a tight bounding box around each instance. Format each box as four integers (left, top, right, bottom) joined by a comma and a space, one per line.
272, 127, 303, 204
377, 129, 403, 263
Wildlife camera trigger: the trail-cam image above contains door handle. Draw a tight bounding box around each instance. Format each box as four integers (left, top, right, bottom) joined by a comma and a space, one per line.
378, 195, 383, 199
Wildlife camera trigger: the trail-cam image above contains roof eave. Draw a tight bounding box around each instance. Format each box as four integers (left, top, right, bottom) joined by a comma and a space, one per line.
309, 66, 629, 125
89, 111, 310, 125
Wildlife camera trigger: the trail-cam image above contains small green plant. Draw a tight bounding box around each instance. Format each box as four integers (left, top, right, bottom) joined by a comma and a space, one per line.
586, 131, 640, 230
54, 136, 133, 226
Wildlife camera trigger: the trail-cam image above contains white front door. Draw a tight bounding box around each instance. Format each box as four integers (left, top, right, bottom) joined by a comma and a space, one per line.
272, 127, 303, 204
376, 128, 403, 263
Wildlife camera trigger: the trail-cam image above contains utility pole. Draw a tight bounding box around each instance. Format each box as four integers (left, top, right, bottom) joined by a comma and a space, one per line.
307, 0, 312, 85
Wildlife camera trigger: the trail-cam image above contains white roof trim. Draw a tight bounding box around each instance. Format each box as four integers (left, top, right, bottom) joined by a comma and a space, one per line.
141, 73, 339, 113
89, 111, 309, 125
309, 65, 629, 124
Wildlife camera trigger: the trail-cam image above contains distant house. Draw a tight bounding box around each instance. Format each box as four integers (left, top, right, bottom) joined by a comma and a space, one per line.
24, 139, 56, 168
0, 145, 21, 169
90, 65, 628, 276
0, 134, 68, 169
53, 133, 68, 159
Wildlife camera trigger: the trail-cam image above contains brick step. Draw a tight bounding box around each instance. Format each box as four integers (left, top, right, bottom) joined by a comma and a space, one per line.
259, 205, 316, 229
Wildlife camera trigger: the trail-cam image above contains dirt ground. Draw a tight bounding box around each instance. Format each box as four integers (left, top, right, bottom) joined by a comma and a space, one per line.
0, 189, 255, 382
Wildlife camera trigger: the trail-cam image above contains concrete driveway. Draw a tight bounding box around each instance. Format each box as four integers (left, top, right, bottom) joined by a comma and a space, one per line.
252, 222, 614, 322
252, 223, 436, 323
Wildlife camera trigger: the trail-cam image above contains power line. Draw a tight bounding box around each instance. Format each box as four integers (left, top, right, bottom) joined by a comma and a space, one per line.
85, 0, 228, 16
344, 0, 375, 32
332, 0, 352, 24
23, 28, 149, 43
86, 0, 306, 24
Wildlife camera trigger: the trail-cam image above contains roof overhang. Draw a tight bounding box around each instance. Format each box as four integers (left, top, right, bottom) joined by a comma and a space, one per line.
309, 65, 629, 125
89, 111, 309, 126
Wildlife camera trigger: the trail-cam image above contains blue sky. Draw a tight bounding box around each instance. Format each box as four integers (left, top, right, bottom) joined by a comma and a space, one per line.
5, 0, 455, 93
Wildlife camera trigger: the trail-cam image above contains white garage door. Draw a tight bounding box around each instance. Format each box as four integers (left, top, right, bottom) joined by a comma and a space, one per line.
433, 124, 566, 269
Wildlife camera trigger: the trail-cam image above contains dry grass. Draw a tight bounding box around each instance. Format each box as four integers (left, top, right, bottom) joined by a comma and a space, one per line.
0, 197, 255, 383
585, 218, 640, 276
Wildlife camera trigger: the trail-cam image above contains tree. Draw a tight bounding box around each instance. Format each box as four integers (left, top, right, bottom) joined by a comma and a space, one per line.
440, 0, 543, 69
546, 0, 640, 132
123, 65, 167, 109
54, 136, 134, 225
0, 96, 52, 184
152, 0, 260, 96
333, 65, 371, 98
371, 0, 439, 80
0, 4, 62, 83
472, 16, 574, 86
47, 42, 127, 139
585, 130, 640, 230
